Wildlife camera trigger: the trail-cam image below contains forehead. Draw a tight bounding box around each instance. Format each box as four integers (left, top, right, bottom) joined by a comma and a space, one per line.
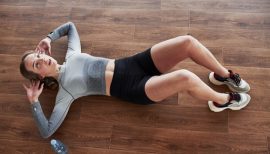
24, 53, 36, 71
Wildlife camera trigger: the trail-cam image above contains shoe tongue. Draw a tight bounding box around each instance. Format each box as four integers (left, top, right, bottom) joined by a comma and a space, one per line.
230, 93, 241, 102
229, 70, 241, 86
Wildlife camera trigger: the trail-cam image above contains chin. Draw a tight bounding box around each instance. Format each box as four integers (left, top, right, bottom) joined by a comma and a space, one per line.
52, 59, 58, 65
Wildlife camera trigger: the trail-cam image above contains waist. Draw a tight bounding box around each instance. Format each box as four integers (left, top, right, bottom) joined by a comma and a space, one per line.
105, 59, 115, 96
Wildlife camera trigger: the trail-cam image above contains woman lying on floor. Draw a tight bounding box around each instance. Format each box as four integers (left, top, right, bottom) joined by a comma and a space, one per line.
20, 22, 250, 138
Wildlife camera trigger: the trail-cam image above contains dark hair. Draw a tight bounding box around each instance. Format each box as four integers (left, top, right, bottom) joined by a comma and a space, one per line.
20, 51, 59, 90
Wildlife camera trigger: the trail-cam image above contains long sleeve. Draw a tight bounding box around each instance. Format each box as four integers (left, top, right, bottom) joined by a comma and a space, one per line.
47, 21, 81, 60
31, 90, 74, 138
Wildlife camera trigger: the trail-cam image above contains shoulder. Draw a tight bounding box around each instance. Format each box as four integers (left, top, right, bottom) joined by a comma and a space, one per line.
55, 86, 74, 105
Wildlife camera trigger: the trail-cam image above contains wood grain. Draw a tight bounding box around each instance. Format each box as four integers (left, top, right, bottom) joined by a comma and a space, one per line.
189, 27, 265, 48
0, 0, 270, 153
229, 110, 270, 135
71, 8, 188, 27
190, 10, 267, 30
161, 0, 270, 13
223, 47, 270, 68
112, 125, 246, 153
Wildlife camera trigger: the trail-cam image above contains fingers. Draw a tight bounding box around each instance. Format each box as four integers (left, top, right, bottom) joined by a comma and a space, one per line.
29, 80, 39, 89
22, 84, 29, 91
33, 80, 40, 88
48, 46, 52, 55
35, 37, 52, 55
35, 46, 44, 54
39, 83, 44, 90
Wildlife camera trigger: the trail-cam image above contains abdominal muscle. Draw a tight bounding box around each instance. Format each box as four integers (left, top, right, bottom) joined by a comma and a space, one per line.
105, 59, 115, 96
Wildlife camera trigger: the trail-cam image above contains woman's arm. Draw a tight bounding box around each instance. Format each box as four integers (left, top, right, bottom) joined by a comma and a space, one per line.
23, 81, 73, 138
37, 22, 81, 60
31, 96, 73, 138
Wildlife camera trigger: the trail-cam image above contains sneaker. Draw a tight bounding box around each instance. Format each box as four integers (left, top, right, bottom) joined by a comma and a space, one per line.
209, 70, 250, 92
208, 92, 251, 112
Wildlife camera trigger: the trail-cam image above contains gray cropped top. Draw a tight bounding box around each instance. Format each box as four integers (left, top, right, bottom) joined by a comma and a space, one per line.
31, 22, 110, 138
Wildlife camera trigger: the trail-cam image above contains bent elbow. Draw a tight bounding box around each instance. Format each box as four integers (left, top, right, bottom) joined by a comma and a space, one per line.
40, 129, 54, 139
40, 132, 51, 139
67, 21, 74, 26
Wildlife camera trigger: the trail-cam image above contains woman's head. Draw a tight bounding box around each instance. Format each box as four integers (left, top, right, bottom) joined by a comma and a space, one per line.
20, 51, 59, 89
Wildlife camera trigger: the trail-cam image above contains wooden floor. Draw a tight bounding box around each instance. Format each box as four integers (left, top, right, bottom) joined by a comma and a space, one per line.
0, 0, 270, 153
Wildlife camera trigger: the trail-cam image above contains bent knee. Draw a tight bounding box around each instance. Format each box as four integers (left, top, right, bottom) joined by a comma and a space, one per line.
175, 35, 196, 46
174, 69, 199, 85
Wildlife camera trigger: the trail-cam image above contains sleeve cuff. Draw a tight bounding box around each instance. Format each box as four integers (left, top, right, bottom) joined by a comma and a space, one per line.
47, 32, 54, 41
31, 101, 41, 112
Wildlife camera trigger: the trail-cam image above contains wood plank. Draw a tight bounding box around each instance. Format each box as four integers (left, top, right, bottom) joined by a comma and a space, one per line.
0, 115, 43, 140
44, 146, 148, 154
0, 0, 47, 6
0, 0, 20, 6
0, 139, 46, 154
0, 94, 34, 118
45, 0, 74, 7
264, 15, 270, 29
13, 21, 66, 40
52, 119, 112, 149
134, 26, 189, 44
223, 47, 270, 68
228, 133, 268, 154
268, 137, 270, 152
161, 0, 270, 13
46, 0, 105, 8
80, 96, 227, 133
229, 110, 270, 135
190, 10, 267, 30
71, 8, 188, 27
104, 0, 160, 10
41, 6, 72, 23
111, 125, 269, 153
265, 30, 270, 48
189, 27, 265, 48
0, 5, 25, 22
0, 54, 23, 82
111, 125, 230, 153
0, 20, 17, 39
76, 23, 135, 43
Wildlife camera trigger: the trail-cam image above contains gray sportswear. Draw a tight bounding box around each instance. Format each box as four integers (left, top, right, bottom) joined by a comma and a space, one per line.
31, 22, 109, 138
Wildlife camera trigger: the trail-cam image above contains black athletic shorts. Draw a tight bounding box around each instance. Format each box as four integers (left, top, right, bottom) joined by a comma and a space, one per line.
110, 48, 162, 105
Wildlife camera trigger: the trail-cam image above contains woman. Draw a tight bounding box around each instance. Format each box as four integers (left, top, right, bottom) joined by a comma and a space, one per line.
20, 22, 250, 138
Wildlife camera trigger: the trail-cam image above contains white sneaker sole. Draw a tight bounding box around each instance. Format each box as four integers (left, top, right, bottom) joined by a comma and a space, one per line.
208, 94, 251, 112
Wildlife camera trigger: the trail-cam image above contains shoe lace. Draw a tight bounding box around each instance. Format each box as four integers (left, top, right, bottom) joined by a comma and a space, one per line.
229, 70, 241, 86
229, 92, 241, 102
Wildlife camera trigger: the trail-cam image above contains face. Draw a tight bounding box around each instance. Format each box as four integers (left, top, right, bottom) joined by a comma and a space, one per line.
24, 52, 58, 78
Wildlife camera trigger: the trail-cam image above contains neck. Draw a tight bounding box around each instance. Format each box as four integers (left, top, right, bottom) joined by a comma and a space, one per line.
49, 64, 62, 79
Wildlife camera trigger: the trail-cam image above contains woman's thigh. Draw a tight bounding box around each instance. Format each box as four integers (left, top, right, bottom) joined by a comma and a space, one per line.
145, 69, 193, 102
150, 35, 192, 73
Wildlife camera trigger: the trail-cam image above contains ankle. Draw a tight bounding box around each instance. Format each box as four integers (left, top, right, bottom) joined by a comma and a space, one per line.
214, 94, 230, 105
218, 70, 230, 78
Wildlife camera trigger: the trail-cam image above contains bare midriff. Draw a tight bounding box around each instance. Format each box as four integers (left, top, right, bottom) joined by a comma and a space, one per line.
105, 59, 115, 96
